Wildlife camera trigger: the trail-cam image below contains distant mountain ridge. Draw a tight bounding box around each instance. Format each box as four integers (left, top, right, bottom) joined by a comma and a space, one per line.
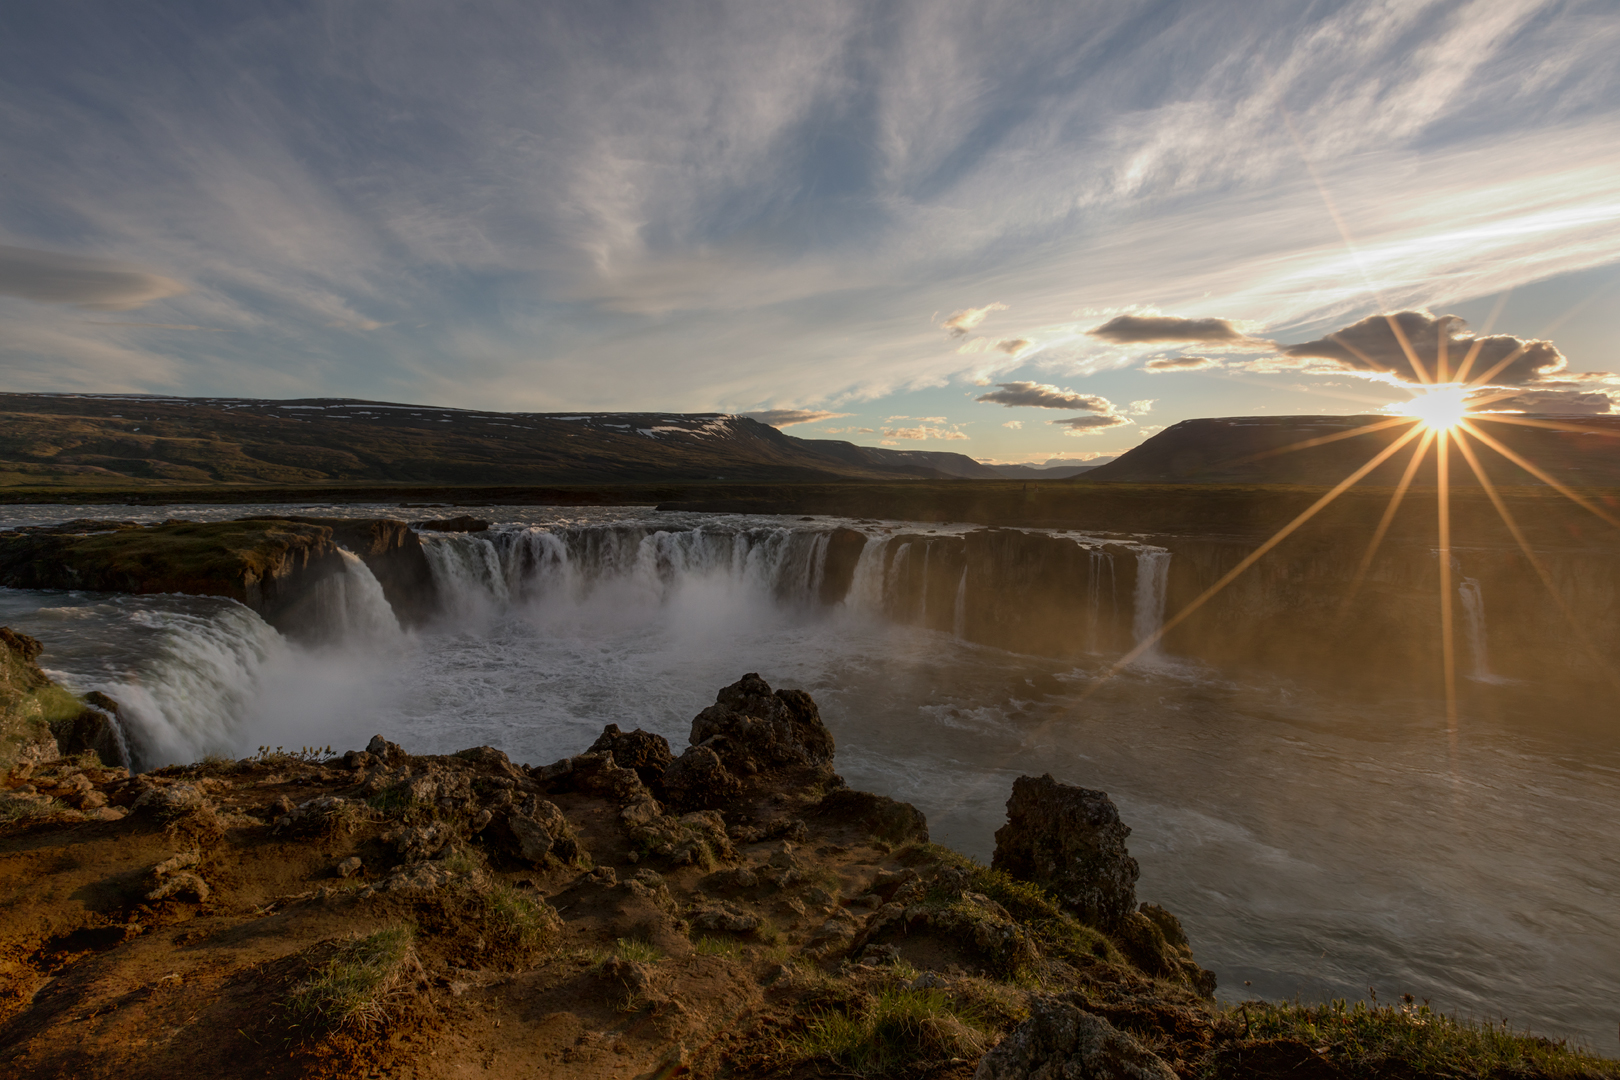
0, 393, 1010, 488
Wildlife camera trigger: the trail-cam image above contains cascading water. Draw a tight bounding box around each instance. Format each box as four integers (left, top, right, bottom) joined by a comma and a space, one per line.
1087, 549, 1117, 652
1457, 577, 1498, 682
953, 567, 968, 639
311, 550, 405, 642
1131, 548, 1172, 661
844, 535, 892, 615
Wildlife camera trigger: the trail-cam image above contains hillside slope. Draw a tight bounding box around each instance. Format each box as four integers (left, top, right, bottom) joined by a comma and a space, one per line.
0, 395, 992, 488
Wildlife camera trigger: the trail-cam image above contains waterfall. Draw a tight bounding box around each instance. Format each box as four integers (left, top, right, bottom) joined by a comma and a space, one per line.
1458, 577, 1496, 682
1132, 549, 1172, 659
1087, 549, 1116, 652
843, 536, 892, 615
94, 603, 294, 770
310, 550, 404, 642
953, 566, 968, 639
423, 523, 844, 616
886, 543, 913, 618
918, 542, 931, 623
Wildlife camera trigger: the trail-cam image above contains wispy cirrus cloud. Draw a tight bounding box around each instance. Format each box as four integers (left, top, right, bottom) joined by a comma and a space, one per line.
742, 409, 854, 428
0, 245, 185, 311
942, 302, 1008, 337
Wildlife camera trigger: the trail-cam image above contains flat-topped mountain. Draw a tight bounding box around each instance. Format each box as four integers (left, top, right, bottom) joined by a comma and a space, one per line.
0, 394, 1004, 488
1086, 414, 1620, 487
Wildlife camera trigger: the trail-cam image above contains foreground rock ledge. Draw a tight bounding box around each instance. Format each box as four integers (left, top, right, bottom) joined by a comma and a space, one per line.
0, 673, 1600, 1080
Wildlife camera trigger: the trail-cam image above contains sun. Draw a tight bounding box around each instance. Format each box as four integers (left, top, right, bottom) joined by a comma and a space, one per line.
1401, 384, 1471, 431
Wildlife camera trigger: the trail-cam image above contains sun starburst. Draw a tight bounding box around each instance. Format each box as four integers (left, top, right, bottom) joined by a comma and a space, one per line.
1400, 383, 1470, 432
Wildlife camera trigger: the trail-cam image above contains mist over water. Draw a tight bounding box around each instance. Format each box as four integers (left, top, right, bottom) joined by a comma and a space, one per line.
1, 504, 1615, 1052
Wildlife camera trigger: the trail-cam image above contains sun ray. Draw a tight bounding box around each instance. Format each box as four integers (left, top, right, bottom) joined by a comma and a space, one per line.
1341, 426, 1436, 610
1436, 429, 1457, 728
1463, 341, 1530, 388
1457, 419, 1620, 529
1452, 290, 1512, 384
1222, 415, 1415, 468
1084, 423, 1427, 693
1452, 428, 1620, 693
1471, 413, 1620, 437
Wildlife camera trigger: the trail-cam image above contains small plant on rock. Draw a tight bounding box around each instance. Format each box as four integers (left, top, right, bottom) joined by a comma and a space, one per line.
284, 925, 418, 1036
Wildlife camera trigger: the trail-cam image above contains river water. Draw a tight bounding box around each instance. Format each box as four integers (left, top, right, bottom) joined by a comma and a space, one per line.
0, 503, 1614, 1052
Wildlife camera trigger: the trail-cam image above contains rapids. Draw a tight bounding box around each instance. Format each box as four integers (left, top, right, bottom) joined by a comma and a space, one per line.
0, 503, 1615, 1052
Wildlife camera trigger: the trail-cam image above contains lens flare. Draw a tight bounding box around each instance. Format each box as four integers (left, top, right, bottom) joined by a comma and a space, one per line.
1402, 384, 1471, 431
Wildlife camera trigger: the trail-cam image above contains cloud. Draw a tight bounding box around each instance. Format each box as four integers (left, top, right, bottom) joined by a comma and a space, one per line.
1128, 399, 1156, 414
995, 338, 1032, 355
1466, 387, 1616, 414
1278, 311, 1566, 386
1087, 314, 1253, 345
943, 302, 1007, 337
85, 321, 231, 332
1143, 355, 1220, 373
976, 381, 1114, 411
1050, 414, 1133, 436
743, 409, 854, 428
0, 245, 186, 311
1002, 420, 1023, 429
882, 425, 969, 441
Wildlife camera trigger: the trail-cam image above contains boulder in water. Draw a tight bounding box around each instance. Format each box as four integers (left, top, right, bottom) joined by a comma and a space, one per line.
991, 774, 1139, 930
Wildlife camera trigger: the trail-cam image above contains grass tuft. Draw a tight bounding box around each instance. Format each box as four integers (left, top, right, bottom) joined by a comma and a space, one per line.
284, 926, 417, 1036
1223, 999, 1620, 1080
693, 935, 743, 959
615, 936, 665, 964
795, 987, 995, 1075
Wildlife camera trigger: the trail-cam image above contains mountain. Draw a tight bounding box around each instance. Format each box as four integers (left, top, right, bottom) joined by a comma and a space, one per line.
1083, 415, 1620, 487
0, 394, 1004, 488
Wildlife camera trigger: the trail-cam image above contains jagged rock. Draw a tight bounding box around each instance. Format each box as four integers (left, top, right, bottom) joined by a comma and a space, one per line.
974, 1000, 1177, 1080
991, 774, 1139, 931
146, 851, 209, 902
568, 752, 650, 802
365, 734, 409, 767
687, 673, 835, 777
660, 744, 742, 812
384, 821, 456, 860
336, 856, 363, 878
587, 724, 674, 786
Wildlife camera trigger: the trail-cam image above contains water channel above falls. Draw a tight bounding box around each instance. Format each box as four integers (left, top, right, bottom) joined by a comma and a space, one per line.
1, 503, 1615, 1053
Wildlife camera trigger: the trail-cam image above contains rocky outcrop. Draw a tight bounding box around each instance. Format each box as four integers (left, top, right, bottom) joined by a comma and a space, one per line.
974, 1000, 1178, 1080
992, 774, 1140, 931
690, 673, 836, 774
0, 627, 127, 770
586, 724, 674, 787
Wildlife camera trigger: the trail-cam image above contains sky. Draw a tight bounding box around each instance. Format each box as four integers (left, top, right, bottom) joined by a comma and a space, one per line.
1, 0, 1618, 464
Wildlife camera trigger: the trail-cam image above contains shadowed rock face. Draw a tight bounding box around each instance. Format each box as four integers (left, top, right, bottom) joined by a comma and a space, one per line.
975, 1000, 1177, 1080
992, 774, 1139, 931
690, 673, 836, 775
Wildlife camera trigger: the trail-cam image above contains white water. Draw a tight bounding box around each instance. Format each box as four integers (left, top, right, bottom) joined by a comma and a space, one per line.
1131, 548, 1172, 661
1, 505, 1616, 1053
1458, 578, 1503, 684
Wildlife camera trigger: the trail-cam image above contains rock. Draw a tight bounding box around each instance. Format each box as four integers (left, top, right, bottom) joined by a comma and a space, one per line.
146, 851, 209, 903
384, 821, 456, 860
869, 867, 921, 901
365, 734, 409, 767
911, 970, 949, 990
991, 774, 1139, 930
660, 744, 742, 812
586, 865, 618, 887
812, 789, 929, 844
336, 856, 363, 878
412, 516, 489, 533
568, 752, 649, 803
587, 724, 674, 786
686, 674, 835, 778
52, 691, 128, 769
507, 799, 581, 865
1119, 904, 1217, 996
974, 1001, 1177, 1080
689, 901, 760, 933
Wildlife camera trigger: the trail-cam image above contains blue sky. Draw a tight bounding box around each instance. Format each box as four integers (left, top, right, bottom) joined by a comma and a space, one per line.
2, 0, 1618, 463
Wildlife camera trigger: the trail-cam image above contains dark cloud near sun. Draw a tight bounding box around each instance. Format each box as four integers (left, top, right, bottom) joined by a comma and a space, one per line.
1280, 311, 1566, 386
1049, 414, 1132, 434
743, 409, 853, 428
1087, 314, 1251, 345
0, 245, 186, 311
1468, 386, 1616, 415
1143, 355, 1220, 373
976, 381, 1112, 411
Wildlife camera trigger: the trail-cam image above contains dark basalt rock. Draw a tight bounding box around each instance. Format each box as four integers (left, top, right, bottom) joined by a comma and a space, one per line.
587, 724, 674, 787
811, 787, 929, 844
991, 773, 1139, 931
974, 1000, 1177, 1080
660, 744, 743, 813
688, 673, 835, 776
